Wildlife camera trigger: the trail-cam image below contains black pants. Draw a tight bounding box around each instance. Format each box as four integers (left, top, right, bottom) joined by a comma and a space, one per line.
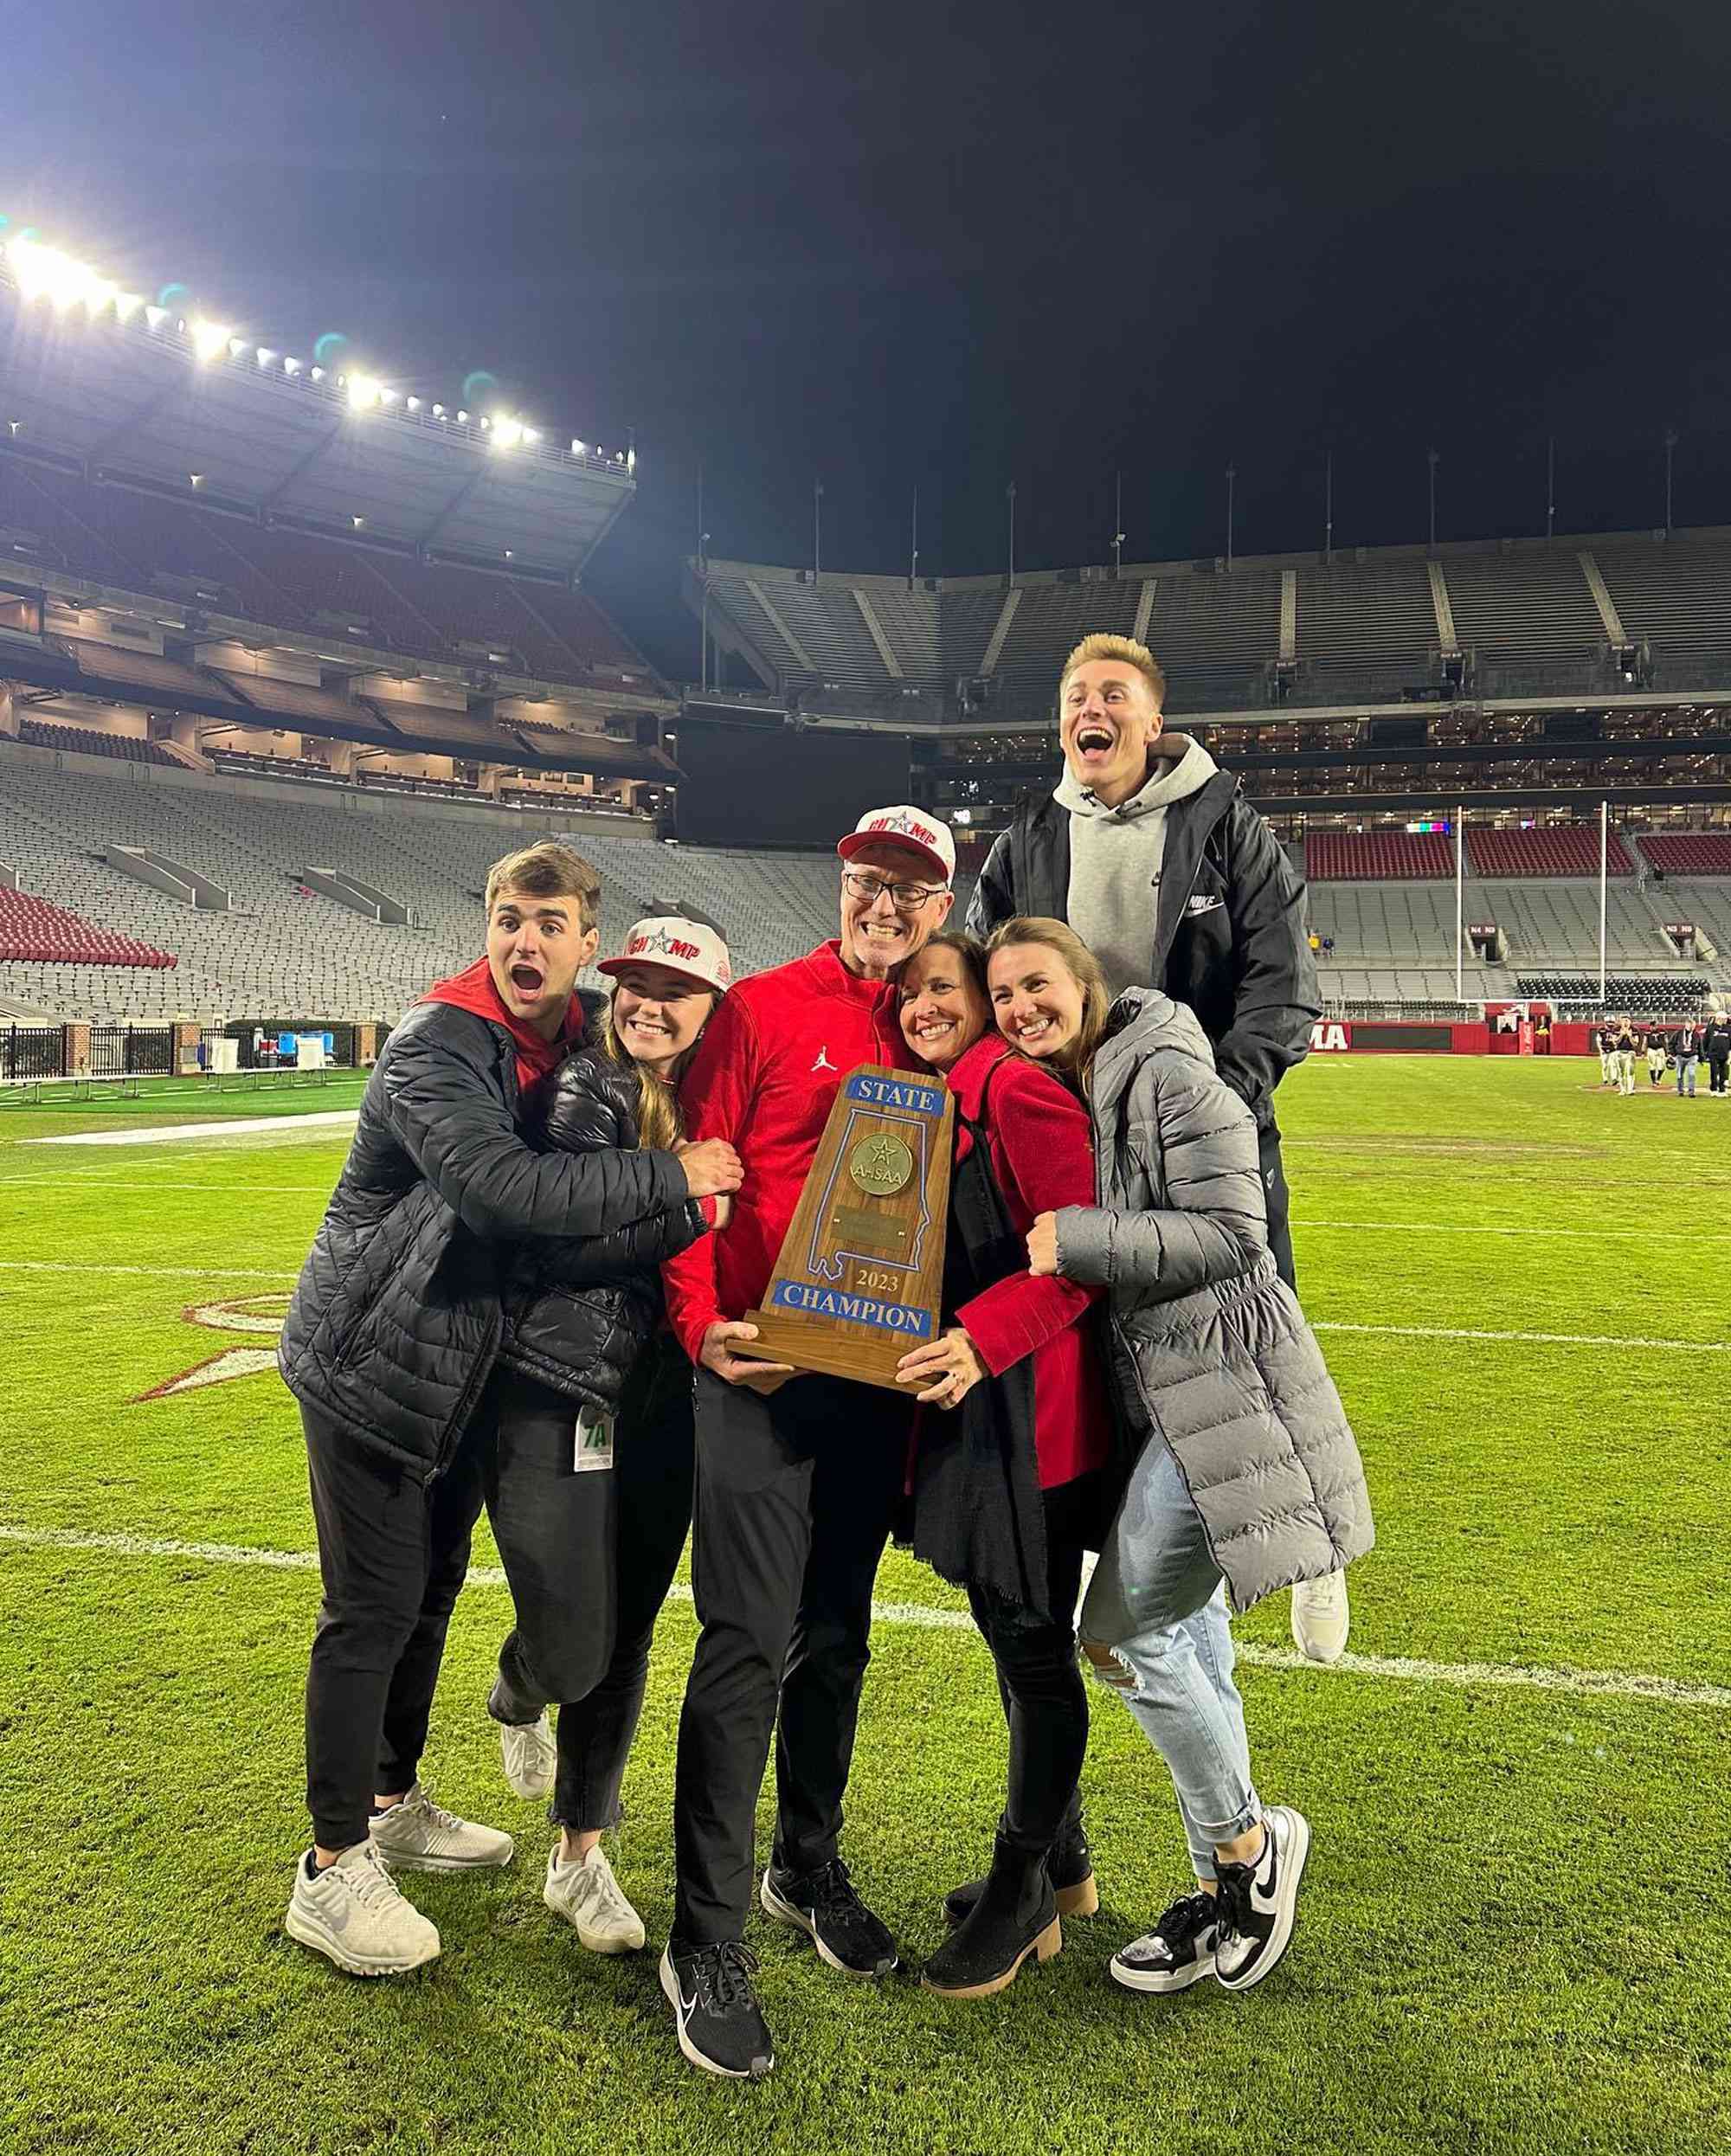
303, 1380, 499, 1851
967, 1476, 1096, 1856
486, 1374, 619, 1734
1259, 1120, 1296, 1290
672, 1370, 907, 1946
1711, 1053, 1729, 1096
522, 1335, 696, 1832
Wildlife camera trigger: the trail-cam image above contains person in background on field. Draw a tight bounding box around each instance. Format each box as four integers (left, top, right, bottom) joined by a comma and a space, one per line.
1594, 1021, 1616, 1088
963, 636, 1345, 1668
1610, 1016, 1638, 1097
657, 805, 956, 2082
1644, 1022, 1668, 1088
1673, 1014, 1702, 1097
1702, 1006, 1731, 1097
487, 917, 733, 1960
891, 932, 1112, 1999
987, 917, 1372, 2002
277, 844, 742, 1982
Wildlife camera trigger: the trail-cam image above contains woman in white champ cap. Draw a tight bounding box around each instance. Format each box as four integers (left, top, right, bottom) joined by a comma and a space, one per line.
486, 914, 733, 1956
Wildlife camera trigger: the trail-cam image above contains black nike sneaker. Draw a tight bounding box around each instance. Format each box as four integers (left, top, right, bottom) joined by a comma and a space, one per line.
660, 1937, 774, 2080
760, 1856, 900, 1978
1108, 1890, 1219, 1994
1213, 1805, 1310, 1992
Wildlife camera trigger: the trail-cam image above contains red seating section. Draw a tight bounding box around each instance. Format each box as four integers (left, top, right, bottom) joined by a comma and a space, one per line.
0, 455, 653, 682
1304, 832, 1454, 880
1639, 833, 1731, 875
0, 887, 176, 967
1465, 827, 1632, 877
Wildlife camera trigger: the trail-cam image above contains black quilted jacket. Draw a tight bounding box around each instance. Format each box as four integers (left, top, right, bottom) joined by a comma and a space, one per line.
278, 999, 689, 1480
499, 1045, 707, 1411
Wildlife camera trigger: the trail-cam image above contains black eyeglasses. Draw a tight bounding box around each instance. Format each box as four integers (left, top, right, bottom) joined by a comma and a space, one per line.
841, 867, 944, 912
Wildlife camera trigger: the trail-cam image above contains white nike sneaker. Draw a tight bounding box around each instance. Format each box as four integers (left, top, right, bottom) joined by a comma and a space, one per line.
284, 1841, 441, 1976
1290, 1571, 1350, 1664
369, 1782, 515, 1873
499, 1709, 557, 1801
544, 1841, 647, 1953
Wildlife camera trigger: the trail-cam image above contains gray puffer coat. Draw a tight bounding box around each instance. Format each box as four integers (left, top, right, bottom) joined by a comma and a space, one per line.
1054, 991, 1373, 1613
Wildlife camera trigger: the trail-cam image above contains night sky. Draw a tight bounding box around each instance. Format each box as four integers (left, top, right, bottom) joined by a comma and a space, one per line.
6, 1, 1731, 673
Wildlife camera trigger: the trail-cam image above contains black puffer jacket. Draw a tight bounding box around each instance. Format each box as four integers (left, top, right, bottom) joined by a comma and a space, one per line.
965, 762, 1318, 1129
501, 1045, 708, 1412
279, 1000, 690, 1481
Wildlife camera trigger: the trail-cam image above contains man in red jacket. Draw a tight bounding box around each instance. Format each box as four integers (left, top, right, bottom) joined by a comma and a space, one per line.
658, 805, 955, 2080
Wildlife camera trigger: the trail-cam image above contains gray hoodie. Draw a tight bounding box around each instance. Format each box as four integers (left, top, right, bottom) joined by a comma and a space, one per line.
1054, 737, 1219, 994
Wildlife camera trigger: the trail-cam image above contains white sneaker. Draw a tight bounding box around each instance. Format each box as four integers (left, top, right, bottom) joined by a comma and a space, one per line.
499, 1709, 557, 1801
369, 1782, 516, 1873
544, 1841, 647, 1953
1290, 1571, 1350, 1664
284, 1841, 441, 1976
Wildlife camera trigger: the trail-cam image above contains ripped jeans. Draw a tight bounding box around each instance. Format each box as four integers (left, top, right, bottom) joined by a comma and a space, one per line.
1079, 1432, 1261, 1883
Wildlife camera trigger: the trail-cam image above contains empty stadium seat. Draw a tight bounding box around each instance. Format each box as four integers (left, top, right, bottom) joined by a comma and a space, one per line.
1305, 832, 1453, 879
1638, 833, 1731, 875
1466, 827, 1632, 878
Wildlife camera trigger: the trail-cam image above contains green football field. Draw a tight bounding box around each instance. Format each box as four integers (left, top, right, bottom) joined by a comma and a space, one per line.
2, 1053, 1727, 2155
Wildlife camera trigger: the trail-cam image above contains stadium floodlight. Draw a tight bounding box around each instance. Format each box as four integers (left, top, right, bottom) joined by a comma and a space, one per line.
406, 396, 421, 411
227, 338, 248, 359
145, 306, 167, 330
456, 409, 469, 424
255, 347, 275, 368
115, 292, 143, 324
491, 418, 524, 450
346, 374, 383, 410
521, 427, 539, 446
8, 238, 118, 314
191, 319, 231, 364
283, 356, 301, 376
309, 366, 325, 383
571, 439, 586, 455
432, 403, 445, 418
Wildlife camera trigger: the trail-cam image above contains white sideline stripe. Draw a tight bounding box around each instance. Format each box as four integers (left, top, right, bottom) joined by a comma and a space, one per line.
1316, 1320, 1730, 1355
22, 1110, 360, 1147
1300, 1219, 1731, 1243
3, 1523, 1728, 1712
0, 1259, 299, 1280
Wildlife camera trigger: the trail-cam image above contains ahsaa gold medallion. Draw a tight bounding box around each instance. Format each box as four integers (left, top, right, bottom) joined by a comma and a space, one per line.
847, 1130, 914, 1197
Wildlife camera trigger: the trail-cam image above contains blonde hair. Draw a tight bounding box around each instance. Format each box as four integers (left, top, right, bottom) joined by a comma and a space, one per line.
985, 917, 1113, 1081
600, 989, 722, 1154
485, 841, 601, 933
1059, 633, 1167, 711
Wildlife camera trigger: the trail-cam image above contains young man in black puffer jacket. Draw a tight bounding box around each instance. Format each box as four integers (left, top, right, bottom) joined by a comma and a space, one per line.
280, 848, 741, 1981
486, 916, 732, 1960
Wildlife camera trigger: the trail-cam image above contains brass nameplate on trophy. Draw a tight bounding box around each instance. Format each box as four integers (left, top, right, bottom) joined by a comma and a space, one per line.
743, 1064, 955, 1390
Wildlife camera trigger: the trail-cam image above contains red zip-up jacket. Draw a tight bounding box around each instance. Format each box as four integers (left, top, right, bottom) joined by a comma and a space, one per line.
663, 940, 914, 1365
945, 1034, 1111, 1490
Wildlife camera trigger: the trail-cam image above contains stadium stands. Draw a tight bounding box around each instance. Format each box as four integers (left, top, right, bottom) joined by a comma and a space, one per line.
1304, 831, 1453, 880
1441, 548, 1606, 673
1515, 973, 1708, 1014
1465, 826, 1632, 877
1294, 558, 1434, 697
0, 454, 663, 686
1638, 833, 1731, 875
1593, 536, 1731, 679
990, 582, 1143, 702
17, 718, 179, 766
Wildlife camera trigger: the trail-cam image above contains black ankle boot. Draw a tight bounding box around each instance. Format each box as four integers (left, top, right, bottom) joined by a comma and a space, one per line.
943, 1812, 1097, 1927
922, 1836, 1060, 1998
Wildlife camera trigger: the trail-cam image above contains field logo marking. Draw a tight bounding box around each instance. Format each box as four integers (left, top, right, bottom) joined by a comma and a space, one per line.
136, 1292, 290, 1400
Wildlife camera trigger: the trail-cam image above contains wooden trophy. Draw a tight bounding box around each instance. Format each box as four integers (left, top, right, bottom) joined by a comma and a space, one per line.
743, 1064, 955, 1389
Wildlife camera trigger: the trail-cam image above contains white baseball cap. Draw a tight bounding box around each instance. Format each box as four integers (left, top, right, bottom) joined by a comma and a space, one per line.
596, 916, 732, 995
837, 804, 956, 886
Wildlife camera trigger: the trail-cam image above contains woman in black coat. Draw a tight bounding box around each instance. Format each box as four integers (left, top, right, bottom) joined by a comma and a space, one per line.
487, 916, 734, 1954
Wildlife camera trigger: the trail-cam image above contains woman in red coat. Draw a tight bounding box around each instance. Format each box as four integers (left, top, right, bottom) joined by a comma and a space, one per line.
892, 932, 1114, 1998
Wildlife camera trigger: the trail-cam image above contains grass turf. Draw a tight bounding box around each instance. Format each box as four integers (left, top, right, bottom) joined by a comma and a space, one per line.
1, 1052, 1728, 2154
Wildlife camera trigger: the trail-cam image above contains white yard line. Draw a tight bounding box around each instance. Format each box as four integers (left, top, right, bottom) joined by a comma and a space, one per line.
2, 1522, 1727, 1711
20, 1110, 360, 1147
1315, 1320, 1729, 1355
0, 1259, 299, 1280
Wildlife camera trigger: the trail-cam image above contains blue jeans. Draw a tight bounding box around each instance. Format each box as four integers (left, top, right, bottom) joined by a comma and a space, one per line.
1677, 1053, 1698, 1096
1079, 1434, 1262, 1882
